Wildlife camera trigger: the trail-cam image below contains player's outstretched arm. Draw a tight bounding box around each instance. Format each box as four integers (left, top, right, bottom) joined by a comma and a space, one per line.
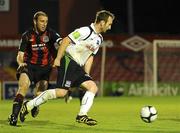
53, 37, 71, 67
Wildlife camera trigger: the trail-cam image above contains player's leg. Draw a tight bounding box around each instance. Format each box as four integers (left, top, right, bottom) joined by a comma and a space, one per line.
30, 80, 49, 118
79, 87, 86, 103
28, 89, 67, 109
34, 80, 49, 96
8, 73, 30, 126
64, 88, 85, 104
61, 57, 98, 125
28, 65, 51, 119
19, 88, 67, 122
76, 80, 98, 126
64, 90, 73, 103
20, 57, 68, 121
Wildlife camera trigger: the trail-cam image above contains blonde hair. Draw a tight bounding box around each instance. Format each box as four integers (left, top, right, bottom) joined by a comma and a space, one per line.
33, 11, 48, 21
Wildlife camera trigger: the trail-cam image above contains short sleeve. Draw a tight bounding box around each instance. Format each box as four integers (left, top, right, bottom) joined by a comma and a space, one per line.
50, 29, 62, 44
68, 26, 91, 44
19, 33, 28, 52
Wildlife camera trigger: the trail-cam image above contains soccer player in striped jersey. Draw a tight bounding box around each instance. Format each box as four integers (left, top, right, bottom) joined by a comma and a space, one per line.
8, 11, 62, 126
20, 10, 115, 126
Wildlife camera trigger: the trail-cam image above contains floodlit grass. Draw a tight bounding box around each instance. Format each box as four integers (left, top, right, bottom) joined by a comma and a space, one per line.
0, 96, 180, 133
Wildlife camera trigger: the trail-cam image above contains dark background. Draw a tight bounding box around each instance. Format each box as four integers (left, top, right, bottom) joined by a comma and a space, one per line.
19, 0, 59, 34
100, 0, 180, 35
2, 0, 180, 35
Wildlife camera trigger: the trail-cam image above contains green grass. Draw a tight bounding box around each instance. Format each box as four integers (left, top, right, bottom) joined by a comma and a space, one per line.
0, 96, 180, 133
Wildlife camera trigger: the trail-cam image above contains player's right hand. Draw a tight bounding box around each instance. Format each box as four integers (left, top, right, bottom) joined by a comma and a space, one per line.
53, 58, 60, 67
18, 63, 27, 67
17, 63, 27, 73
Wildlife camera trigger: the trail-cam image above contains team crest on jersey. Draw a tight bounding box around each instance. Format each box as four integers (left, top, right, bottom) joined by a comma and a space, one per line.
43, 36, 49, 43
96, 40, 100, 45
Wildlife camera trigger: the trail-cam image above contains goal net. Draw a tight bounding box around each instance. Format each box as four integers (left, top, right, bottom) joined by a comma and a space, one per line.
144, 40, 180, 96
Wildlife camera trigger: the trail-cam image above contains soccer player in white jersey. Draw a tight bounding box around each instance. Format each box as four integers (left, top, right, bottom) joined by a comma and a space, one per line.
20, 10, 115, 126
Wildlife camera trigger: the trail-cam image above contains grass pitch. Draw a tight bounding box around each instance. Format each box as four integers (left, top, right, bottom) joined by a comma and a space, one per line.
0, 96, 180, 133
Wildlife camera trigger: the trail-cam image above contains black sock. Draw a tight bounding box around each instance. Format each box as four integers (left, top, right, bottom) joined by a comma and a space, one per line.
79, 89, 86, 103
12, 94, 24, 117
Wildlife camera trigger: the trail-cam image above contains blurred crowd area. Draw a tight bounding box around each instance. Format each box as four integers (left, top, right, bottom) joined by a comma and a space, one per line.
1, 34, 180, 83
2, 34, 180, 97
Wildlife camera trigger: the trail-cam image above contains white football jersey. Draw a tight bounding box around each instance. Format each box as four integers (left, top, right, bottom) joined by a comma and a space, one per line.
66, 23, 103, 66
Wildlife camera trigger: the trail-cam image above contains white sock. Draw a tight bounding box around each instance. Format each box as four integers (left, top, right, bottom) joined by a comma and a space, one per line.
78, 91, 95, 116
27, 89, 56, 111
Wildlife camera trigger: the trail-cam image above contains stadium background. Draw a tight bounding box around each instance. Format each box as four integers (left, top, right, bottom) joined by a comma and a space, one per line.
1, 0, 180, 99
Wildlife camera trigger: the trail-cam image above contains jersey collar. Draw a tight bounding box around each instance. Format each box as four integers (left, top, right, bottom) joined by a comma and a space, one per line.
90, 23, 98, 34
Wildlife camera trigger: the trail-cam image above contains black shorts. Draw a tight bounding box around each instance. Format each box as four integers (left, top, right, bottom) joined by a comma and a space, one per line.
56, 55, 92, 89
16, 64, 52, 84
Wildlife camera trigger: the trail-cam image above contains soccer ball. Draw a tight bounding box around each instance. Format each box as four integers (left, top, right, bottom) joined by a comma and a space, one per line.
140, 105, 158, 123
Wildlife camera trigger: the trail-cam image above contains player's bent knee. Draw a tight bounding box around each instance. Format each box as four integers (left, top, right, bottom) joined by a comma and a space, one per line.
91, 86, 98, 94
81, 81, 98, 94
88, 84, 98, 93
36, 80, 48, 92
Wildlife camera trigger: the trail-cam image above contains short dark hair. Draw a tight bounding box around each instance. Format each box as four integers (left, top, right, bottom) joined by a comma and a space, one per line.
33, 11, 48, 21
95, 10, 115, 23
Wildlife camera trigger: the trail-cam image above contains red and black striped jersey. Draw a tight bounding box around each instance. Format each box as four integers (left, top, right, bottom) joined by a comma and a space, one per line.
19, 27, 62, 66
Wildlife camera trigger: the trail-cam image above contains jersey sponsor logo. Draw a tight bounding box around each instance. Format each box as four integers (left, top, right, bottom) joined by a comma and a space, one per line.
86, 45, 98, 52
65, 80, 71, 87
32, 43, 46, 50
85, 39, 99, 52
72, 31, 80, 39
